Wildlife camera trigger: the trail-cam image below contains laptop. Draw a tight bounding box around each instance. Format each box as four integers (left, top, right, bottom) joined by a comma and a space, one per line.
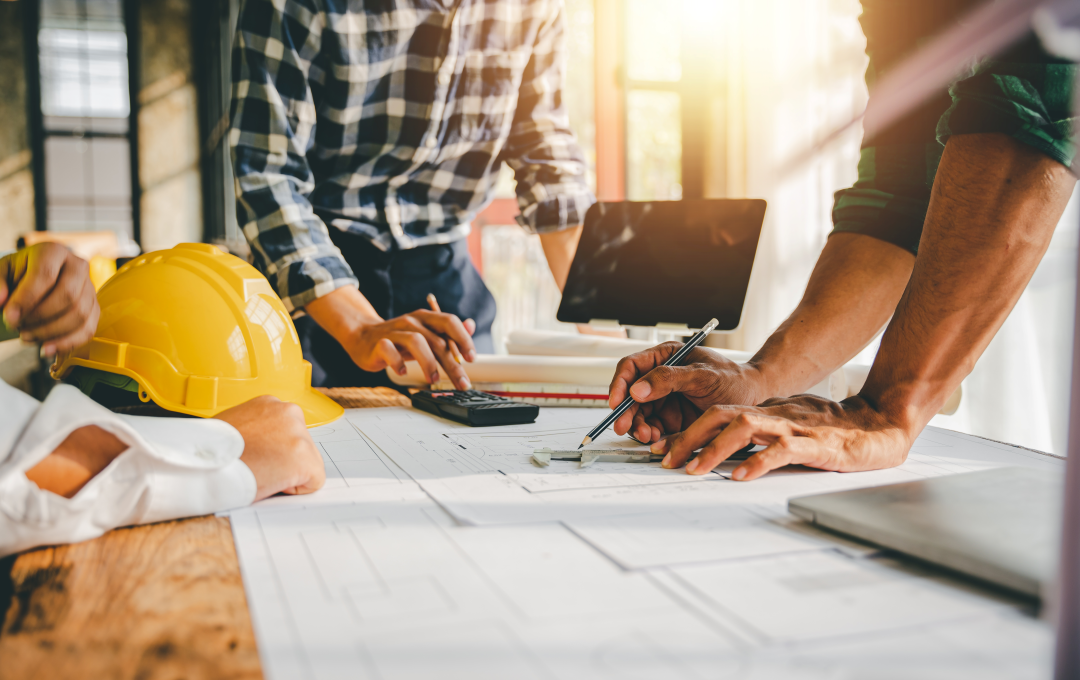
557, 199, 767, 330
789, 466, 1064, 599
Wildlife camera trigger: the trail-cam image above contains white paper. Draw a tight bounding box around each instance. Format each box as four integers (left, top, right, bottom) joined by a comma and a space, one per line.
309, 420, 412, 488
347, 407, 1062, 527
663, 550, 1016, 645
230, 408, 1056, 680
564, 503, 844, 570
232, 497, 1051, 680
230, 497, 797, 680
348, 407, 737, 525
788, 612, 1052, 680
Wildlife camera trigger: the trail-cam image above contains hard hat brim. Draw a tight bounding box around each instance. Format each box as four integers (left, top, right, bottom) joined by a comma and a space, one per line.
291, 387, 345, 428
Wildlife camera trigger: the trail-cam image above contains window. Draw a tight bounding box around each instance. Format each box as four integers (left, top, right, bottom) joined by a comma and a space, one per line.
28, 0, 139, 243
600, 0, 724, 202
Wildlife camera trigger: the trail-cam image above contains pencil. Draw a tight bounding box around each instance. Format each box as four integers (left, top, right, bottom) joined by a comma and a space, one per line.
427, 293, 464, 364
578, 318, 720, 448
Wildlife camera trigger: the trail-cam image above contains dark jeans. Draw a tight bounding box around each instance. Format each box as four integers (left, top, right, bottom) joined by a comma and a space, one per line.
296, 231, 497, 387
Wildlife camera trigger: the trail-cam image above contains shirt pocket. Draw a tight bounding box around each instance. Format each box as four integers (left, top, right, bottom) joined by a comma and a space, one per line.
454, 49, 529, 142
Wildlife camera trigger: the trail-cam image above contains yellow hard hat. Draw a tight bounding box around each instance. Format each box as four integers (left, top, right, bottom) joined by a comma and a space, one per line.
53, 243, 343, 427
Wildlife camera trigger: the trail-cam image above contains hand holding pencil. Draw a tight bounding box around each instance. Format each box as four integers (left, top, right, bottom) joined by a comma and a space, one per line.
427, 293, 466, 365
579, 319, 720, 448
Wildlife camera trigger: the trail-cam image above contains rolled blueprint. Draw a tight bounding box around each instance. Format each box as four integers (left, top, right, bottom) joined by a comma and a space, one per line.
504, 329, 754, 362
388, 350, 847, 402
389, 354, 621, 387
502, 330, 845, 400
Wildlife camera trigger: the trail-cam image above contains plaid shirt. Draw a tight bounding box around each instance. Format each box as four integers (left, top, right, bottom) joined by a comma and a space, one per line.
230, 0, 594, 311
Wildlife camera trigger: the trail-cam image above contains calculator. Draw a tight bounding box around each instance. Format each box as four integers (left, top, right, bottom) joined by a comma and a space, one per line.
409, 390, 540, 427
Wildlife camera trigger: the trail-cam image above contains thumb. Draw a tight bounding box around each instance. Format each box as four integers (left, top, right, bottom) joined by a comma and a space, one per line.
629, 365, 704, 403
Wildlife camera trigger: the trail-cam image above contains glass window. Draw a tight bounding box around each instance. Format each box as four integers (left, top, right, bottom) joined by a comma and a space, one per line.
625, 0, 682, 83
40, 27, 129, 121
44, 136, 131, 232
38, 0, 133, 238
626, 90, 682, 201
564, 0, 596, 192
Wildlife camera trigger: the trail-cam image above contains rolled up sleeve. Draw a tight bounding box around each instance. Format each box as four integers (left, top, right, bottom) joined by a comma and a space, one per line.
229, 0, 359, 311
830, 4, 1075, 256
0, 384, 255, 558
501, 1, 595, 234
937, 45, 1077, 171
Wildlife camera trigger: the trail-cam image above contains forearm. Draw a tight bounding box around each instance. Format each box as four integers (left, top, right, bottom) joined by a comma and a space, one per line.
304, 285, 382, 343
751, 233, 914, 398
304, 279, 478, 388
862, 134, 1076, 434
539, 225, 582, 291
25, 426, 127, 498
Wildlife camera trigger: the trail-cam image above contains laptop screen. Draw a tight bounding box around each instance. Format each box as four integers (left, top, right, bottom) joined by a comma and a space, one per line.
557, 199, 766, 330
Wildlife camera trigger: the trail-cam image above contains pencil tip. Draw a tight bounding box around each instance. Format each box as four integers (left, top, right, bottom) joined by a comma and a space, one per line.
578, 436, 591, 449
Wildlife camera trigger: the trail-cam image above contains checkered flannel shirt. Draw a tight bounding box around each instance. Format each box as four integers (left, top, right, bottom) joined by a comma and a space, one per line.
230, 0, 594, 311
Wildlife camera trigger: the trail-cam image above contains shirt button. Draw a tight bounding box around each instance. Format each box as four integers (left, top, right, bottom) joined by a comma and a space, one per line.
425, 137, 438, 148
438, 72, 451, 86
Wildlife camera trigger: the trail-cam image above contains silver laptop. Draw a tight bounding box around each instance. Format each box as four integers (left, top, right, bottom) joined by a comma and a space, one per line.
788, 467, 1064, 598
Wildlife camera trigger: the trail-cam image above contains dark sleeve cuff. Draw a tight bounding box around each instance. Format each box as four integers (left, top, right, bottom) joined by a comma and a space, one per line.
937, 62, 1077, 171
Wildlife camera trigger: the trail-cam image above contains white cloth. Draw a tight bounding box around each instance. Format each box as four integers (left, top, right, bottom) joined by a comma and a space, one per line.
0, 381, 256, 557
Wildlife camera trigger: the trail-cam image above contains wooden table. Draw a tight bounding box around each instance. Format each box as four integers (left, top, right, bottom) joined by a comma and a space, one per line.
0, 387, 410, 680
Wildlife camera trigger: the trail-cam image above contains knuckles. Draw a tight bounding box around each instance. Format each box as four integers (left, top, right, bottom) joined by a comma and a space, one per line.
648, 365, 675, 383
772, 435, 797, 453
282, 402, 304, 421
76, 289, 96, 318
702, 404, 732, 421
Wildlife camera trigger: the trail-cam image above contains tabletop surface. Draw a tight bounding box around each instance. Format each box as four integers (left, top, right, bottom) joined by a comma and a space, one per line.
0, 387, 410, 680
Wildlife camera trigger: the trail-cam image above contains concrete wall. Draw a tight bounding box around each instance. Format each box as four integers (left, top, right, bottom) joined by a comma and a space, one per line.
0, 2, 35, 252
138, 0, 204, 252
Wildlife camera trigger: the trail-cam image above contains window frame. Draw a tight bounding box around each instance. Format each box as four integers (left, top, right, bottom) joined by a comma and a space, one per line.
22, 0, 142, 244
594, 0, 721, 202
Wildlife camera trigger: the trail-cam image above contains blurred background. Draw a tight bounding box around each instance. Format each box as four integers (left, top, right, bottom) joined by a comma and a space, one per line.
0, 0, 1076, 454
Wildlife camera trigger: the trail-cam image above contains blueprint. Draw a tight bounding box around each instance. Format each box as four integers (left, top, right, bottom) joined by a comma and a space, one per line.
345, 407, 692, 485
229, 408, 1062, 678
232, 489, 1051, 680
563, 503, 862, 570
346, 407, 1064, 526
232, 493, 789, 680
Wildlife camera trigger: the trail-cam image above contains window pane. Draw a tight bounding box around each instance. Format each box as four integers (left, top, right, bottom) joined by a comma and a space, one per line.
626, 90, 682, 201
42, 0, 123, 25
564, 0, 596, 192
625, 0, 681, 82
44, 135, 132, 234
482, 226, 577, 353
39, 0, 133, 240
40, 27, 130, 119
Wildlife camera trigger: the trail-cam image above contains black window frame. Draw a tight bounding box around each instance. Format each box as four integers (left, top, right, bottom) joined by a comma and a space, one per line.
23, 0, 143, 245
